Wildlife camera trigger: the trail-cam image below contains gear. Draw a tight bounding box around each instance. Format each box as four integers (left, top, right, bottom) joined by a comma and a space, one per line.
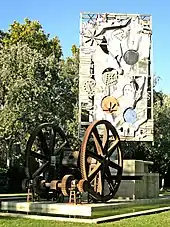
77, 179, 88, 192
61, 174, 75, 196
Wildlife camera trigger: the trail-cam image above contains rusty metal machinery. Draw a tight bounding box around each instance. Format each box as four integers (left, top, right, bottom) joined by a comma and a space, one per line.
23, 120, 123, 203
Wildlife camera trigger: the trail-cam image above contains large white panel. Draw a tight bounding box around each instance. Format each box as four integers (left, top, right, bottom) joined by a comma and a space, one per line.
79, 13, 153, 141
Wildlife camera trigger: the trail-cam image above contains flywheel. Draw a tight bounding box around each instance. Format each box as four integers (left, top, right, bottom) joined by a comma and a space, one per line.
80, 120, 123, 202
25, 122, 69, 198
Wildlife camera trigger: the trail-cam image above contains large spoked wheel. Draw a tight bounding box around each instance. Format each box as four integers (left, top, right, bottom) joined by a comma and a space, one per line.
25, 123, 69, 197
80, 120, 123, 202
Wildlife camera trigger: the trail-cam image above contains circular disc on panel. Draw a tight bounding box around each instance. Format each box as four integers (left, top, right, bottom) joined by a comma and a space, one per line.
123, 49, 139, 65
83, 79, 96, 97
123, 107, 137, 124
101, 96, 119, 114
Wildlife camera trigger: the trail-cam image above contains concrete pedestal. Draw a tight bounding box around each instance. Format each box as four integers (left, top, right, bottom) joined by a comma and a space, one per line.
115, 160, 159, 199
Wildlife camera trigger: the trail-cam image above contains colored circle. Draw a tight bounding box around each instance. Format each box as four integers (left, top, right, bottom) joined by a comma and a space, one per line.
123, 107, 137, 124
123, 49, 139, 65
101, 96, 119, 114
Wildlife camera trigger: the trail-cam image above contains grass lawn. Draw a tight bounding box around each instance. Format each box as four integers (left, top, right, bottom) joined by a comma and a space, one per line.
91, 202, 170, 218
0, 210, 170, 227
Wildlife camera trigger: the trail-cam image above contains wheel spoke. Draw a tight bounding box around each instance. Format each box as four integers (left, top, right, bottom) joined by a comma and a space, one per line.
105, 167, 115, 192
92, 126, 103, 155
96, 171, 102, 193
88, 184, 100, 199
102, 124, 109, 155
88, 162, 102, 182
96, 169, 104, 194
101, 167, 106, 196
87, 150, 104, 163
38, 130, 50, 155
49, 129, 56, 154
109, 160, 122, 171
107, 139, 119, 157
31, 151, 47, 160
32, 161, 49, 178
54, 140, 67, 155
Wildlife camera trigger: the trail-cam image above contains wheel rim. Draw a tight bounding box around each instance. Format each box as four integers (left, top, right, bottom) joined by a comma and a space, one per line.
25, 123, 69, 181
80, 120, 123, 202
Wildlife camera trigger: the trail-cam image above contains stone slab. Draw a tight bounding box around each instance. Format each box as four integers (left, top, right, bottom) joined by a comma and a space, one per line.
1, 196, 170, 217
0, 205, 170, 224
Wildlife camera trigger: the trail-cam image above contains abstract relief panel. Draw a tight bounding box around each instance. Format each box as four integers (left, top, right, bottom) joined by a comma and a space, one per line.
79, 13, 153, 141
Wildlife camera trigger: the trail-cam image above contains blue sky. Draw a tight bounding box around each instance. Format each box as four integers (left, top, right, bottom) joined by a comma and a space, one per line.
0, 0, 169, 93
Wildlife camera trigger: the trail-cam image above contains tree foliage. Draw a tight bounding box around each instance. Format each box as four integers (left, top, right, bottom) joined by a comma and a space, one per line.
2, 19, 62, 59
0, 19, 79, 165
61, 44, 79, 138
0, 43, 65, 140
0, 30, 6, 43
144, 92, 170, 175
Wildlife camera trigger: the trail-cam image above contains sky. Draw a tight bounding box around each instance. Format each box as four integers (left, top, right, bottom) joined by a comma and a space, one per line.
0, 0, 169, 93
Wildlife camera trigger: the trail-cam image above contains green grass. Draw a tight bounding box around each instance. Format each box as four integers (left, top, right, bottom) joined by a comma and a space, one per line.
91, 202, 170, 218
1, 211, 170, 227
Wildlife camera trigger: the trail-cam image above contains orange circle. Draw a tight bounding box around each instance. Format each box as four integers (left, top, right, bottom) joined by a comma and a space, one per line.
101, 96, 119, 114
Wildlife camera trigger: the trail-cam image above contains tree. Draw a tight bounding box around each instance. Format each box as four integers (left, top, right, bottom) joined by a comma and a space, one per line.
0, 19, 80, 166
0, 43, 67, 153
0, 30, 6, 43
144, 92, 170, 176
2, 19, 62, 59
59, 45, 80, 148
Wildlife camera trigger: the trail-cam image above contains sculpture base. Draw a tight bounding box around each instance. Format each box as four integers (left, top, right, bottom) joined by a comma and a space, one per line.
115, 160, 159, 199
1, 196, 169, 217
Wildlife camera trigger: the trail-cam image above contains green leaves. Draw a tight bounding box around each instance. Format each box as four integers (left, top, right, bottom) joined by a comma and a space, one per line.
2, 19, 62, 59
60, 45, 79, 138
0, 18, 80, 165
0, 43, 63, 143
139, 92, 170, 176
